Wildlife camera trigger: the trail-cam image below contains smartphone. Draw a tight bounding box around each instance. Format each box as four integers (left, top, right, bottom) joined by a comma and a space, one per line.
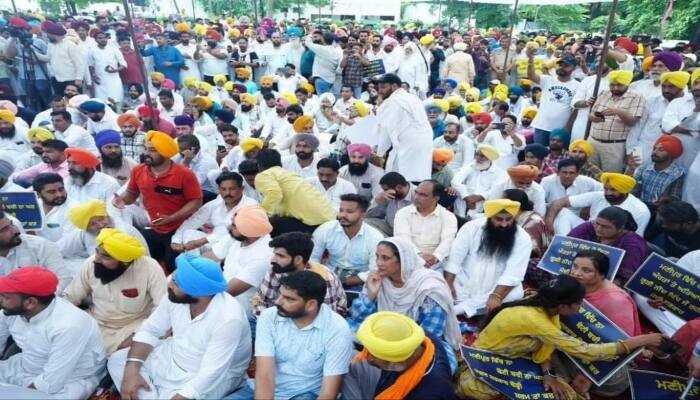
217, 145, 226, 152
659, 337, 682, 354
631, 146, 643, 160
493, 122, 506, 130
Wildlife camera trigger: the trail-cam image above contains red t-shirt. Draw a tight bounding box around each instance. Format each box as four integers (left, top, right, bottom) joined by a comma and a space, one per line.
127, 162, 202, 234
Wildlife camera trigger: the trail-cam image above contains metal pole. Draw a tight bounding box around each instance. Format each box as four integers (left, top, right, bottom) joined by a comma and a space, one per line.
120, 0, 155, 115
438, 0, 443, 24
501, 0, 520, 76
584, 0, 619, 140
10, 0, 17, 14
192, 0, 196, 19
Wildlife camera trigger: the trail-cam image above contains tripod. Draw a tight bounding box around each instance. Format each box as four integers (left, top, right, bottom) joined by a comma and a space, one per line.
18, 40, 52, 111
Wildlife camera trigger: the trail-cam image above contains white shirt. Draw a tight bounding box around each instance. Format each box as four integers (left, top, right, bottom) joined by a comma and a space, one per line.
451, 161, 508, 217
677, 250, 700, 275
488, 178, 547, 216
0, 180, 28, 193
662, 93, 700, 170
393, 204, 457, 260
37, 198, 78, 243
306, 176, 357, 208
541, 174, 603, 213
175, 42, 202, 82
65, 171, 121, 203
629, 78, 661, 103
568, 191, 651, 235
47, 39, 84, 82
282, 154, 320, 179
55, 124, 97, 154
304, 38, 342, 83
57, 218, 147, 261
133, 292, 252, 399
433, 135, 475, 171
627, 92, 674, 163
86, 113, 119, 136
571, 74, 609, 141
0, 234, 72, 291
0, 125, 30, 159
531, 75, 580, 132
172, 195, 258, 245
0, 298, 105, 395
260, 112, 290, 140
276, 75, 306, 95
480, 129, 525, 169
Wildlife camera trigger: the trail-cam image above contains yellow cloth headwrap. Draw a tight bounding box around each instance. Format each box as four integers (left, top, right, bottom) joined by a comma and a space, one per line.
197, 81, 213, 93
175, 22, 190, 33
608, 70, 634, 86
229, 28, 241, 38
457, 81, 471, 92
569, 139, 593, 158
27, 127, 54, 141
240, 138, 264, 153
282, 92, 298, 105
146, 130, 179, 158
183, 77, 197, 89
692, 68, 700, 85
293, 115, 314, 133
464, 102, 482, 114
519, 78, 534, 87
660, 71, 691, 89
0, 109, 15, 124
356, 312, 425, 363
213, 74, 227, 84
223, 81, 234, 91
467, 87, 481, 101
353, 100, 369, 117
260, 76, 274, 86
642, 56, 654, 73
241, 93, 257, 105
477, 144, 500, 161
494, 84, 508, 95
522, 106, 537, 120
433, 99, 449, 113
483, 199, 521, 218
190, 96, 213, 110
192, 23, 207, 36
96, 228, 145, 263
600, 172, 637, 194
150, 72, 165, 81
493, 92, 508, 102
446, 95, 463, 107
300, 82, 315, 94
68, 200, 109, 230
419, 34, 434, 46
235, 68, 251, 79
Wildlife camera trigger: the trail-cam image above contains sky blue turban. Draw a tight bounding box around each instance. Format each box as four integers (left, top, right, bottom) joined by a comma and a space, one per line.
174, 254, 227, 297
549, 128, 571, 146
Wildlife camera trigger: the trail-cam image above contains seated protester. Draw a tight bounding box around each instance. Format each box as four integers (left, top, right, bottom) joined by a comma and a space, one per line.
95, 129, 139, 187
192, 109, 229, 153
520, 143, 553, 183
33, 173, 76, 244
173, 134, 219, 202
431, 148, 455, 192
65, 147, 121, 203
63, 228, 166, 354
0, 160, 27, 193
348, 237, 461, 371
569, 139, 603, 180
338, 143, 384, 202
173, 115, 213, 157
238, 159, 261, 202
116, 113, 146, 162
13, 139, 69, 182
307, 158, 357, 208
0, 267, 106, 398
311, 194, 383, 288
488, 165, 546, 216
646, 201, 700, 259
121, 83, 144, 113
394, 180, 457, 269
252, 232, 347, 316
366, 172, 416, 237
541, 158, 603, 211
670, 318, 700, 373
236, 94, 262, 135
433, 121, 475, 172
460, 101, 481, 135
625, 135, 686, 205
502, 188, 551, 268
50, 110, 98, 154
568, 206, 650, 285
541, 128, 570, 174
474, 113, 525, 169
546, 172, 651, 236
314, 93, 340, 135
0, 210, 72, 291
331, 100, 370, 157
171, 172, 258, 253
259, 97, 292, 142
343, 312, 458, 400
248, 271, 353, 400
137, 105, 177, 138
255, 149, 335, 236
15, 127, 54, 172
272, 106, 314, 153
157, 89, 184, 122
82, 99, 119, 136
108, 253, 252, 399
219, 124, 241, 156
451, 144, 506, 219
220, 137, 264, 173
31, 95, 81, 129
282, 133, 322, 179
456, 275, 664, 400
426, 103, 447, 139
0, 109, 29, 159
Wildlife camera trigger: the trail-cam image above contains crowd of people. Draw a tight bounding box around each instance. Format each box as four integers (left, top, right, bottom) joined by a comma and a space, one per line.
0, 10, 699, 400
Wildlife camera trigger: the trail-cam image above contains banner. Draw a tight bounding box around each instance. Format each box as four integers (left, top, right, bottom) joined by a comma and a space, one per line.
363, 59, 385, 78
461, 346, 556, 400
628, 370, 700, 400
537, 235, 624, 280
0, 192, 43, 230
625, 253, 700, 321
559, 300, 641, 386
345, 115, 379, 147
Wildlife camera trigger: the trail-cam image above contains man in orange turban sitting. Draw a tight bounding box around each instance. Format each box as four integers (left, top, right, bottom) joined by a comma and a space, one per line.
625, 135, 685, 204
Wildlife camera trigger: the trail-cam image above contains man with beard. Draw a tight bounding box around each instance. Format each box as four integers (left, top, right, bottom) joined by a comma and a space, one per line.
488, 165, 546, 216
96, 129, 138, 187
663, 69, 700, 175
137, 104, 177, 138
446, 199, 532, 316
13, 139, 69, 182
452, 144, 506, 219
80, 100, 119, 136
174, 134, 218, 201
380, 37, 401, 75
32, 96, 81, 129
219, 136, 262, 174
253, 232, 347, 316
433, 122, 475, 172
630, 51, 683, 102
568, 139, 602, 180
65, 147, 121, 203
140, 32, 185, 86
339, 143, 384, 202
252, 271, 353, 400
108, 253, 252, 399
236, 93, 262, 135
50, 110, 97, 153
0, 160, 26, 193
175, 30, 201, 85
18, 127, 54, 173
263, 31, 290, 77
230, 37, 260, 83
260, 97, 290, 143
519, 143, 552, 183
366, 172, 416, 237
425, 103, 446, 139
588, 70, 645, 172
526, 52, 581, 145
63, 228, 165, 354
270, 104, 307, 151
546, 172, 651, 236
507, 86, 532, 124
0, 109, 29, 159
157, 89, 184, 123
112, 131, 202, 272
365, 34, 384, 61
0, 210, 72, 290
116, 113, 145, 161
0, 267, 106, 398
33, 172, 75, 243
282, 133, 321, 179
308, 158, 357, 208
625, 135, 685, 205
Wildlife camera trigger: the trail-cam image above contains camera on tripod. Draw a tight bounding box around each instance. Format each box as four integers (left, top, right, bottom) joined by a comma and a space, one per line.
7, 26, 34, 47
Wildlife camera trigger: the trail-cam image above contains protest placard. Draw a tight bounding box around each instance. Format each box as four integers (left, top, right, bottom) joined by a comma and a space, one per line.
363, 59, 385, 78
537, 235, 624, 280
345, 115, 379, 147
625, 253, 700, 321
0, 192, 43, 230
461, 346, 556, 400
628, 369, 700, 400
559, 300, 641, 386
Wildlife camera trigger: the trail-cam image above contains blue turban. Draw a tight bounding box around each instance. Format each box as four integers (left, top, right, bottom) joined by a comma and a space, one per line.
549, 128, 571, 146
215, 109, 235, 124
523, 143, 549, 160
174, 253, 227, 297
95, 129, 121, 149
425, 103, 442, 113
432, 87, 446, 96
287, 27, 303, 38
509, 85, 524, 97
173, 115, 195, 127
443, 79, 457, 89
80, 100, 105, 113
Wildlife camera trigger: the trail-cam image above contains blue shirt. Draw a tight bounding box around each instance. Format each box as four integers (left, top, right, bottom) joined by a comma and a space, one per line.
255, 304, 353, 400
310, 221, 383, 279
141, 45, 185, 85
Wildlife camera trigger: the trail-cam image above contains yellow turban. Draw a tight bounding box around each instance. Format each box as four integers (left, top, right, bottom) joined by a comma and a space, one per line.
150, 72, 165, 81
569, 139, 593, 158
692, 68, 700, 85
229, 28, 241, 38
519, 78, 534, 87
300, 82, 315, 94
96, 228, 145, 263
433, 148, 455, 163
146, 130, 179, 158
608, 70, 634, 86
175, 22, 190, 33
433, 99, 449, 113
183, 77, 197, 89
419, 34, 435, 46
477, 144, 500, 161
213, 74, 228, 84
191, 96, 213, 110
282, 92, 298, 105
493, 91, 508, 102
356, 311, 425, 363
197, 81, 213, 93
244, 28, 254, 37
522, 106, 537, 120
223, 81, 234, 91
446, 95, 463, 107
660, 71, 691, 90
241, 93, 257, 106
464, 102, 482, 114
27, 127, 54, 142
526, 41, 540, 50
457, 81, 471, 92
600, 172, 637, 194
642, 56, 654, 73
353, 100, 369, 117
240, 138, 264, 153
192, 23, 207, 36
467, 87, 481, 101
0, 109, 15, 124
68, 200, 109, 230
235, 68, 251, 79
293, 115, 314, 133
493, 84, 508, 95
260, 76, 274, 86
483, 199, 521, 218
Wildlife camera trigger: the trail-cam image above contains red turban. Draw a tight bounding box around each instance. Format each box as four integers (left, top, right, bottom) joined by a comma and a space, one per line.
137, 105, 161, 118
0, 267, 58, 296
472, 112, 493, 125
656, 135, 683, 159
614, 37, 638, 55
206, 29, 222, 41
8, 17, 28, 29
66, 148, 100, 169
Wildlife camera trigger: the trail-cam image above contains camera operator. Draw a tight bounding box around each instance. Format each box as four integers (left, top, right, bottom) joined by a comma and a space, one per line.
5, 17, 51, 111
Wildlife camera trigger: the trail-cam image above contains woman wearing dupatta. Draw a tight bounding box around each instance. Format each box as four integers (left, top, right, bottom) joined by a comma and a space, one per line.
457, 275, 663, 400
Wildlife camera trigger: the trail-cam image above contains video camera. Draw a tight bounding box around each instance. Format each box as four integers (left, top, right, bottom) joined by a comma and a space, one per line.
7, 26, 34, 47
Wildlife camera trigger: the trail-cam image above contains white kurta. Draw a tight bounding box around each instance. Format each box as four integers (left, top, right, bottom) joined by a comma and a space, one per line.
65, 171, 121, 204
0, 234, 72, 291
626, 92, 674, 164
176, 42, 202, 83
89, 45, 126, 102
571, 75, 609, 142
451, 162, 507, 218
662, 94, 700, 170
37, 198, 78, 243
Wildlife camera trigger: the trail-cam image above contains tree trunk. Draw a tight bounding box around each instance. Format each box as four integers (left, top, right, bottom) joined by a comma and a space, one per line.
266, 0, 275, 16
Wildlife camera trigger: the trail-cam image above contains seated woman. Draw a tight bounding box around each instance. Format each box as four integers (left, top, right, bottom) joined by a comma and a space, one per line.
347, 237, 461, 371
567, 206, 650, 285
457, 274, 664, 400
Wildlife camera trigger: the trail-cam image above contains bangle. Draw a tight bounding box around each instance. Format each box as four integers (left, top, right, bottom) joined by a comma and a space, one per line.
617, 340, 631, 354
656, 353, 671, 360
126, 358, 145, 364
543, 369, 557, 377
489, 292, 504, 300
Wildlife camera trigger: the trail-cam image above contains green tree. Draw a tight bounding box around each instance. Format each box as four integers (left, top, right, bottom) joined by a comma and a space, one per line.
518, 4, 589, 33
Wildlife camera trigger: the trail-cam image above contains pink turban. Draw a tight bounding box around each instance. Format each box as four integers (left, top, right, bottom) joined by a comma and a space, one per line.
347, 143, 372, 159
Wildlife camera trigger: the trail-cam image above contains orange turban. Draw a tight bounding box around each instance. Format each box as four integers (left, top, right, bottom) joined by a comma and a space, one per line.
65, 148, 100, 168
655, 135, 683, 159
234, 206, 272, 237
117, 113, 142, 129
433, 148, 455, 164
507, 165, 539, 180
